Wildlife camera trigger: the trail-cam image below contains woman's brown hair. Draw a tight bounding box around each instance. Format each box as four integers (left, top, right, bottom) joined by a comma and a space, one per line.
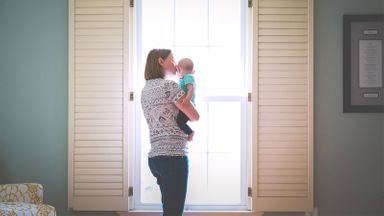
144, 49, 172, 80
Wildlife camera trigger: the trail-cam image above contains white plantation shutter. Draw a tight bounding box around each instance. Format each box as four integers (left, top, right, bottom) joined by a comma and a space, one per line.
252, 0, 314, 212
68, 0, 129, 211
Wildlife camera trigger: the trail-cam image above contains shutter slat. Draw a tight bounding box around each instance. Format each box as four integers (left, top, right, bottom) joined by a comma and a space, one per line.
75, 0, 123, 8
74, 154, 123, 162
75, 168, 123, 175
259, 36, 308, 43
76, 63, 123, 70
75, 147, 122, 154
75, 92, 123, 99
75, 99, 123, 105
259, 191, 307, 197
75, 7, 124, 15
75, 127, 123, 133
259, 99, 308, 106
74, 175, 123, 183
259, 106, 307, 113
259, 63, 307, 71
259, 71, 307, 78
76, 71, 122, 77
75, 112, 123, 119
259, 57, 307, 64
259, 78, 307, 85
75, 183, 123, 189
260, 113, 307, 120
76, 21, 123, 29
259, 162, 307, 169
259, 148, 307, 155
259, 85, 307, 92
75, 119, 122, 126
259, 176, 307, 184
76, 28, 123, 36
260, 155, 307, 163
259, 0, 308, 8
259, 8, 308, 15
260, 50, 308, 57
75, 190, 123, 196
259, 15, 307, 22
259, 141, 307, 149
76, 78, 123, 84
259, 133, 308, 141
75, 84, 123, 91
76, 49, 123, 56
259, 183, 308, 190
259, 22, 307, 29
76, 42, 123, 49
75, 161, 122, 168
259, 126, 307, 134
75, 14, 124, 21
75, 106, 123, 113
260, 43, 308, 50
75, 134, 122, 141
76, 35, 123, 42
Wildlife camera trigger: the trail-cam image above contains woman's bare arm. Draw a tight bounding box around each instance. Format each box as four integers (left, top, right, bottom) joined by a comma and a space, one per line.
175, 96, 199, 121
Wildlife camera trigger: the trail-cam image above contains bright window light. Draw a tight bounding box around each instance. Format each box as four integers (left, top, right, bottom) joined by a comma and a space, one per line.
133, 0, 249, 210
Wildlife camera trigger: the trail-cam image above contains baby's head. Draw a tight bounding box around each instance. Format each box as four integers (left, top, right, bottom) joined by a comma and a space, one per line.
177, 58, 194, 76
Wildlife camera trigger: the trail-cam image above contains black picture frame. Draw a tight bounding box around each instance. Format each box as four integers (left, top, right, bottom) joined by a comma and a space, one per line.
343, 14, 384, 113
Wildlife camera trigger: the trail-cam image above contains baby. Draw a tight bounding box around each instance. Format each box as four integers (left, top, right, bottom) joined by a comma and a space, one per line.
177, 58, 196, 141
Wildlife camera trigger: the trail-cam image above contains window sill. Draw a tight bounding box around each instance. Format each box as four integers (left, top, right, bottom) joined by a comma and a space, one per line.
117, 210, 262, 216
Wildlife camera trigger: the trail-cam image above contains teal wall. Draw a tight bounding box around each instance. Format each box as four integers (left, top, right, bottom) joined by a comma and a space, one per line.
0, 0, 383, 216
314, 0, 383, 215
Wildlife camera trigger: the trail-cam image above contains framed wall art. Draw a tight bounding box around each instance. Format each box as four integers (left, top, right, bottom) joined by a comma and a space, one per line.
343, 15, 384, 113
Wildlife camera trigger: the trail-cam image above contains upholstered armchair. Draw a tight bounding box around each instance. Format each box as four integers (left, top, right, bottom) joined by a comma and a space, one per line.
0, 183, 56, 216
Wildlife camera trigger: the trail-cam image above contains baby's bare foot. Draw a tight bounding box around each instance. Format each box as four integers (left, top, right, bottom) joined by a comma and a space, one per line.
188, 131, 195, 141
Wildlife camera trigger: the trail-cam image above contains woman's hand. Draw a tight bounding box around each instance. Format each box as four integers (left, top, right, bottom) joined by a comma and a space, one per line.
175, 96, 199, 121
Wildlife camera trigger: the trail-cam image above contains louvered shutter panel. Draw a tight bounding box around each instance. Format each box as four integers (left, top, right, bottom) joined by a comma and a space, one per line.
68, 0, 129, 211
252, 0, 314, 212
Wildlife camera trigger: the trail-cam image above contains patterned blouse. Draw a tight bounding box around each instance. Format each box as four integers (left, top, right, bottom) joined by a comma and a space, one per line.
141, 78, 187, 158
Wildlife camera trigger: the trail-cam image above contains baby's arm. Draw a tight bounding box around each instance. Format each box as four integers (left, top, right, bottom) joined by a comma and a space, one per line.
184, 83, 194, 102
175, 94, 199, 121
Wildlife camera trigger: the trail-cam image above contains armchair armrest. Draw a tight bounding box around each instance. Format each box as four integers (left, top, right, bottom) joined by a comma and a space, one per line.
0, 183, 43, 204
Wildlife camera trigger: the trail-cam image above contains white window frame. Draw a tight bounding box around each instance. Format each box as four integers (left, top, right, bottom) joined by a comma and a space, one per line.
128, 0, 252, 211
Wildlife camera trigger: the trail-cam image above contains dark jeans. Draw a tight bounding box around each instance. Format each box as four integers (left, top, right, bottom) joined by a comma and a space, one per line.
176, 111, 193, 135
148, 156, 189, 216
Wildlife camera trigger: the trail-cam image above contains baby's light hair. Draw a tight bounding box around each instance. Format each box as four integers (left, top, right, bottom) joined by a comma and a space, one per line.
178, 58, 194, 72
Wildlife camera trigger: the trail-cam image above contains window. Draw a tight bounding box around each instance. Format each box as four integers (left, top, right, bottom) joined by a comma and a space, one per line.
132, 0, 250, 211
68, 0, 314, 213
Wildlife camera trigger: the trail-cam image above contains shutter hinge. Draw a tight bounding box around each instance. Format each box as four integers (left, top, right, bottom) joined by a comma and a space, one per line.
248, 0, 253, 8
129, 92, 134, 101
128, 186, 133, 197
129, 0, 134, 7
248, 187, 252, 197
248, 92, 252, 102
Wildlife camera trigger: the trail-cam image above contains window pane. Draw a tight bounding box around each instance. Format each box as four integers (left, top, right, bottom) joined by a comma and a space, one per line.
141, 0, 174, 47
186, 101, 243, 205
209, 0, 242, 46
172, 47, 245, 97
175, 0, 208, 46
206, 101, 242, 153
203, 47, 244, 96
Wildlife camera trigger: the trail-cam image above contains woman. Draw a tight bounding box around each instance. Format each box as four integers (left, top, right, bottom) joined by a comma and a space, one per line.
141, 49, 199, 216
